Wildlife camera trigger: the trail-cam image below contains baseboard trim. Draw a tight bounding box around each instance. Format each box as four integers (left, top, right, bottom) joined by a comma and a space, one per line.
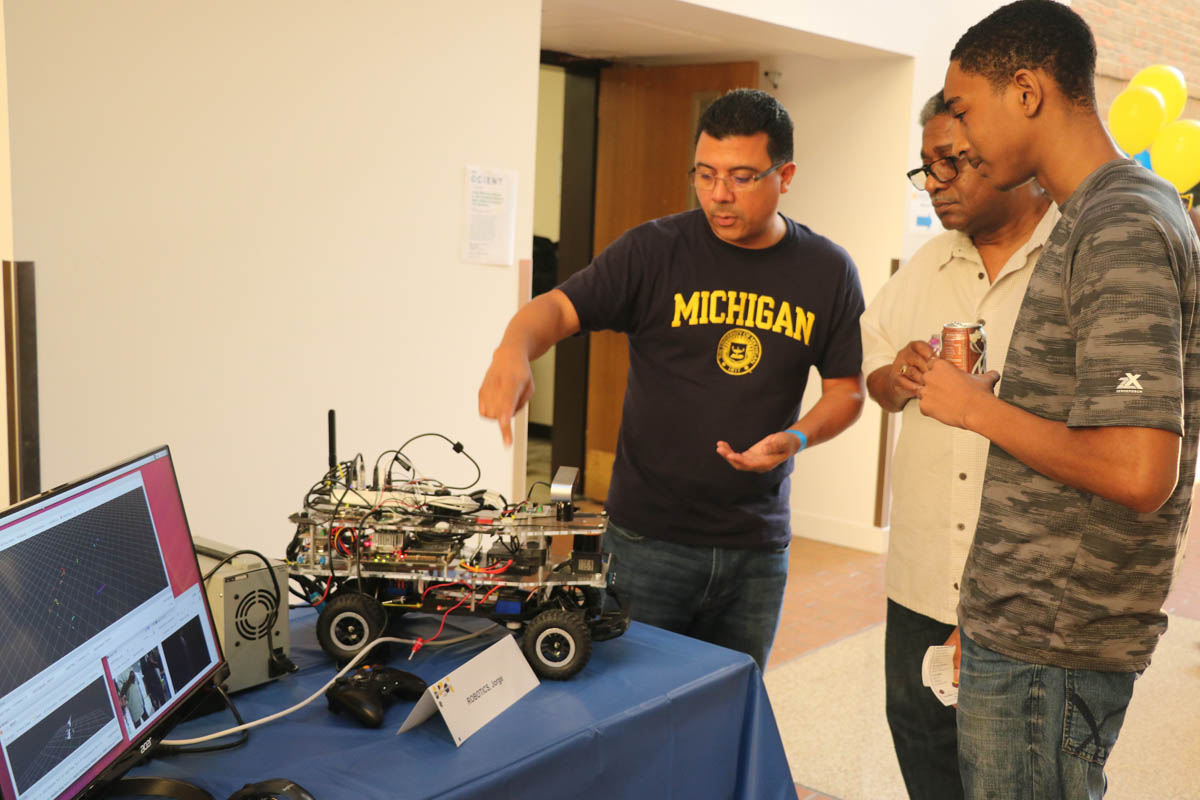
791, 511, 887, 554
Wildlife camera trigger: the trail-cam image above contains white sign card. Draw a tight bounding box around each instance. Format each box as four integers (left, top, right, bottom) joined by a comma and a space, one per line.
462, 165, 517, 266
397, 634, 539, 746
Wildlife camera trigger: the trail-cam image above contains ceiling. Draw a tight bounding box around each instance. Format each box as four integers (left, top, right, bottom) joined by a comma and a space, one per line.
540, 0, 900, 64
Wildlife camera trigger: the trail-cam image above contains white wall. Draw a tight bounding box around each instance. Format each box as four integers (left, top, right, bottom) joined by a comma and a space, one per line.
761, 54, 913, 552
5, 0, 541, 554
689, 0, 1007, 110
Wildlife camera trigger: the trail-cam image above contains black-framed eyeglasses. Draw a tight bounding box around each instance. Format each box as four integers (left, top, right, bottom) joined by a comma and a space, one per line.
906, 156, 960, 190
689, 162, 785, 193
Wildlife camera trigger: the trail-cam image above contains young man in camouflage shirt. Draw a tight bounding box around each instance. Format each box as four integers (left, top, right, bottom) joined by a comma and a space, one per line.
918, 1, 1200, 797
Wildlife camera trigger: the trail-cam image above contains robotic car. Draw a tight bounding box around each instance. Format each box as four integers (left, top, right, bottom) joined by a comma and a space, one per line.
288, 454, 629, 681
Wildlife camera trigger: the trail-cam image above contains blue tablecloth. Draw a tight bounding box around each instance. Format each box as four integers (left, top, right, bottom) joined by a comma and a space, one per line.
130, 608, 797, 799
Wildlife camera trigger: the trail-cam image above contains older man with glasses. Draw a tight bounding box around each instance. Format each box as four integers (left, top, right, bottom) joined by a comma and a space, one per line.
479, 88, 865, 670
859, 90, 1056, 800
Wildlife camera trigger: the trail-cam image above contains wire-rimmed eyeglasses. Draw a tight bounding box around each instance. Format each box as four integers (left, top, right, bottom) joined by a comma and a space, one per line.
689, 162, 785, 193
906, 156, 960, 190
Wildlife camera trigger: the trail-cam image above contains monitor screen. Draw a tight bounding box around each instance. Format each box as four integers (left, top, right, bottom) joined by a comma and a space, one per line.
0, 446, 226, 800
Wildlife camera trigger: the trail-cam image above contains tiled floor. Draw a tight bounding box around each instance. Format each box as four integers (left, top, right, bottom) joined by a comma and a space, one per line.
525, 433, 1200, 800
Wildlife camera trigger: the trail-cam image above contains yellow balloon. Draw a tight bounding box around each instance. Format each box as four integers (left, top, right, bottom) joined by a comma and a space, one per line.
1130, 64, 1188, 123
1108, 86, 1167, 154
1150, 119, 1200, 193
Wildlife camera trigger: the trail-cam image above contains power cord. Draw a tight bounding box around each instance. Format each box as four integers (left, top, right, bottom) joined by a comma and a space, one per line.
156, 625, 495, 747
153, 684, 248, 755
396, 433, 481, 490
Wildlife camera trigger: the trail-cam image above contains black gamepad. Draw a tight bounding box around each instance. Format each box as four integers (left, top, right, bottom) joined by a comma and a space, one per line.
325, 664, 427, 727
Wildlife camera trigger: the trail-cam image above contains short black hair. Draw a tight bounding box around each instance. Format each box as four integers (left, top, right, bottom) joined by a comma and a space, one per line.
918, 90, 950, 127
950, 0, 1097, 109
696, 89, 794, 164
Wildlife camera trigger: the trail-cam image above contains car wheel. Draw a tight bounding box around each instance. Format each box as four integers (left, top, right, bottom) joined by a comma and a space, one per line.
522, 609, 591, 680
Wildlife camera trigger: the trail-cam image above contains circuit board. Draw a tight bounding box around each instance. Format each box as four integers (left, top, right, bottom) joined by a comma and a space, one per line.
288, 487, 610, 594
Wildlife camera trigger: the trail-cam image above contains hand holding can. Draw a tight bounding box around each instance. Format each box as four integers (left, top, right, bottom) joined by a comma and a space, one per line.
941, 323, 987, 374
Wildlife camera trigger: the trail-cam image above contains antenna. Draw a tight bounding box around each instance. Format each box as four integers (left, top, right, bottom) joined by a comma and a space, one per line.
327, 409, 337, 472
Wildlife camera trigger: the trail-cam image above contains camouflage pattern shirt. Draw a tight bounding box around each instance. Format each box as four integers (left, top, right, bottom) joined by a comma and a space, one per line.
958, 160, 1200, 672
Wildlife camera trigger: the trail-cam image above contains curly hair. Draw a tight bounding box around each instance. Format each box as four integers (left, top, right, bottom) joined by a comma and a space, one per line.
950, 0, 1097, 109
696, 89, 794, 164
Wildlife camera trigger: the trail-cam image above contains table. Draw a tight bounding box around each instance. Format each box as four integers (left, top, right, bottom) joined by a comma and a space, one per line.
128, 608, 797, 799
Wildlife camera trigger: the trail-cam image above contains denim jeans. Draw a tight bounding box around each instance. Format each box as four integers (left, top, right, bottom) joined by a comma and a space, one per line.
884, 599, 963, 800
602, 521, 789, 671
957, 634, 1140, 800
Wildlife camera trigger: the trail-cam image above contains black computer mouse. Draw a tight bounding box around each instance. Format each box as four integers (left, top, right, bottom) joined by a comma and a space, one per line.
226, 778, 316, 800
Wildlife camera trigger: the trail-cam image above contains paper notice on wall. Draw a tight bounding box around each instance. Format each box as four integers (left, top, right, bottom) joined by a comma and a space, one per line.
463, 166, 517, 266
907, 188, 940, 235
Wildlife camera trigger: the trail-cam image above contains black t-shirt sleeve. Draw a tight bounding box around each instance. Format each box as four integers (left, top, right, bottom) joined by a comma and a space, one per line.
557, 227, 649, 334
816, 251, 866, 379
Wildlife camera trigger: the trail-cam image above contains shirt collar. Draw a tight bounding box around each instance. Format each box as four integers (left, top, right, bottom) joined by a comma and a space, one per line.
934, 203, 1061, 278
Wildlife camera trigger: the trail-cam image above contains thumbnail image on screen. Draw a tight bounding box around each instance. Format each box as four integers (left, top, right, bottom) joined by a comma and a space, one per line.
159, 617, 210, 703
5, 679, 114, 795
114, 647, 170, 735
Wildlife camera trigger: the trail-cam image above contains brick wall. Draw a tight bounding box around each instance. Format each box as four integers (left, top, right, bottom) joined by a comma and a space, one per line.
1074, 0, 1200, 120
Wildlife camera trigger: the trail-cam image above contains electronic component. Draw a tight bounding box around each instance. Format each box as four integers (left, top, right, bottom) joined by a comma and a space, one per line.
486, 539, 546, 575
195, 538, 292, 693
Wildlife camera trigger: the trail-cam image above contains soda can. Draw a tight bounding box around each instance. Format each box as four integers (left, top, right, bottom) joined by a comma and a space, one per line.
941, 322, 987, 374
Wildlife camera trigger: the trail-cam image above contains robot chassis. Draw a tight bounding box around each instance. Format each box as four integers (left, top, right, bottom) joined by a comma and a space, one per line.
289, 467, 629, 680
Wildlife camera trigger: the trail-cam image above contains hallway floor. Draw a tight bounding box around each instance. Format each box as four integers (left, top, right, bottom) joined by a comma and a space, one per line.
525, 434, 1200, 800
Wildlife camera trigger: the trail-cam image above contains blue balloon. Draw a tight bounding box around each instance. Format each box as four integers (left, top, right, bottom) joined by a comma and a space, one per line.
1132, 149, 1152, 169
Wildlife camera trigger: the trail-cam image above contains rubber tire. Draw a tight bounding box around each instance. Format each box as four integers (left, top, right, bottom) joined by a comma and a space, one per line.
521, 609, 591, 680
316, 592, 387, 661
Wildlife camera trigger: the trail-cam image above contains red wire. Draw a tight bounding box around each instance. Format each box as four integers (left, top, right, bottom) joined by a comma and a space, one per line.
313, 575, 334, 606
411, 586, 473, 657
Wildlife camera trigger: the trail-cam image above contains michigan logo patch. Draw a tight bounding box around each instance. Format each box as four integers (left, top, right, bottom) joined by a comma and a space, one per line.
717, 328, 762, 375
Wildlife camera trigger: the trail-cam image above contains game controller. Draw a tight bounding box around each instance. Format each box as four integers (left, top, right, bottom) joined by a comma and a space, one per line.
325, 664, 427, 727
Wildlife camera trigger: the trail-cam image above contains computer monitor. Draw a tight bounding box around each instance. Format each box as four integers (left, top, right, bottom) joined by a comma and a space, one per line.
0, 446, 227, 800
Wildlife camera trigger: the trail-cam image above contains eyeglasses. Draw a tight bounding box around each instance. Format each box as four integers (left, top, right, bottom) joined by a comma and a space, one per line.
906, 156, 960, 190
1183, 193, 1194, 211
689, 162, 785, 193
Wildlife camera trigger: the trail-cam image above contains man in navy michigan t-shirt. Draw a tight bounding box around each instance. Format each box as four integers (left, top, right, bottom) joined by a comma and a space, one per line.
478, 89, 865, 670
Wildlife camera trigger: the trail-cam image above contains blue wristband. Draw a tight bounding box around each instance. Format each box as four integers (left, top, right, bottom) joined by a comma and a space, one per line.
785, 429, 807, 452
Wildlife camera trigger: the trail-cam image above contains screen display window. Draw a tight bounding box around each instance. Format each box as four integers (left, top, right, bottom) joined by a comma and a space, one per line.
0, 448, 224, 800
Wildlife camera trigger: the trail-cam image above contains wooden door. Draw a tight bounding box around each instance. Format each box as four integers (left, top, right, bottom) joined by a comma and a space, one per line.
584, 62, 760, 500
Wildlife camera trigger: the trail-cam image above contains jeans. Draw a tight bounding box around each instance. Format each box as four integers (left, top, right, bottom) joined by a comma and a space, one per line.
602, 521, 789, 671
884, 599, 963, 800
957, 634, 1140, 800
